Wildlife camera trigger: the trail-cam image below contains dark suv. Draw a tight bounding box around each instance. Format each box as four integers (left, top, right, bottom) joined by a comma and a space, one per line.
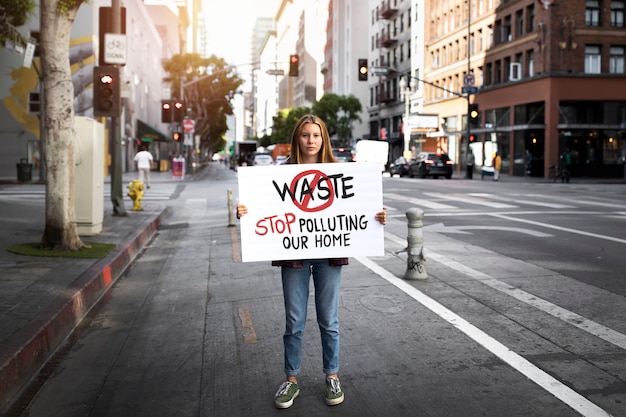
408, 152, 453, 179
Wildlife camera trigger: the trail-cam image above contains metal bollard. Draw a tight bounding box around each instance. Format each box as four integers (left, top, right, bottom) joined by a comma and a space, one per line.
403, 207, 427, 280
227, 189, 235, 227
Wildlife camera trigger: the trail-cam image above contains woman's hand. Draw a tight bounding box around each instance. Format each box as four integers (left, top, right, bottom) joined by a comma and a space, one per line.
236, 203, 248, 219
375, 208, 387, 225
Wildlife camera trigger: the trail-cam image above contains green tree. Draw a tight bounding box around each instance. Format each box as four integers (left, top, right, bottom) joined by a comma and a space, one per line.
36, 0, 86, 250
162, 54, 243, 156
311, 93, 362, 146
2, 0, 89, 251
269, 107, 311, 143
0, 0, 36, 42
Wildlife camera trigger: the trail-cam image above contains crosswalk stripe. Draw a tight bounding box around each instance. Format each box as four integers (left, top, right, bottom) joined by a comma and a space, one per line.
422, 192, 518, 209
385, 192, 457, 210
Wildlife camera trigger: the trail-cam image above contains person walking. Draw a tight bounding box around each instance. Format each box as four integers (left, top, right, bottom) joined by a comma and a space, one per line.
466, 149, 475, 179
524, 149, 533, 176
236, 114, 387, 409
492, 151, 502, 181
134, 145, 153, 188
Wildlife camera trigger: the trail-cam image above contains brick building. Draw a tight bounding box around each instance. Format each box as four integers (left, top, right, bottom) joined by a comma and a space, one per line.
422, 0, 626, 178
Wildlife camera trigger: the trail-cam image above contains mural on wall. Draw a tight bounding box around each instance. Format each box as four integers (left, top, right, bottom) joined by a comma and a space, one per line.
2, 35, 95, 142
3, 59, 40, 140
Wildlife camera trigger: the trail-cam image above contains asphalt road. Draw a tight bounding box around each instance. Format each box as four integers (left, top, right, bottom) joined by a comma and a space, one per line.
7, 168, 626, 417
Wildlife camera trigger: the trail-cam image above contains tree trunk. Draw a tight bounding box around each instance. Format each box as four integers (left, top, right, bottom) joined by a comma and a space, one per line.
39, 0, 85, 251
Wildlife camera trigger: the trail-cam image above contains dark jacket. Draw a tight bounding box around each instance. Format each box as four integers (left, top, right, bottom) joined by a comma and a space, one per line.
271, 258, 349, 268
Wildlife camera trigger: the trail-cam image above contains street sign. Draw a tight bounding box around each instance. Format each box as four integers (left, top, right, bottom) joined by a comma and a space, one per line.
104, 33, 127, 65
183, 119, 195, 133
266, 69, 285, 76
371, 66, 390, 76
464, 74, 475, 86
462, 86, 479, 95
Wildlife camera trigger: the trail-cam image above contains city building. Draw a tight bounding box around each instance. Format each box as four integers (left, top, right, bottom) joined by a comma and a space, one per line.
422, 0, 626, 178
366, 0, 436, 164
322, 0, 370, 141
0, 0, 187, 179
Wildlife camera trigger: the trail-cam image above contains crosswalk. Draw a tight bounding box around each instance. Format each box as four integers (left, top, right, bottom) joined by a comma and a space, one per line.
0, 184, 178, 202
383, 190, 624, 215
2, 186, 622, 215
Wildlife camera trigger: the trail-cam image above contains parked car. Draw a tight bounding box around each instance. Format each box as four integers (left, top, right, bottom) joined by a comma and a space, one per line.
408, 152, 453, 179
253, 153, 274, 166
387, 156, 411, 177
332, 147, 354, 162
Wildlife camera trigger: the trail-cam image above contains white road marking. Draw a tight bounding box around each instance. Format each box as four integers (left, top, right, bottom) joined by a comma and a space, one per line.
356, 254, 614, 417
423, 192, 518, 209
489, 213, 626, 244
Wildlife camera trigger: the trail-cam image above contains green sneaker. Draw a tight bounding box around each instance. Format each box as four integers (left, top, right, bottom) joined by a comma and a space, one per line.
325, 377, 344, 405
274, 381, 299, 409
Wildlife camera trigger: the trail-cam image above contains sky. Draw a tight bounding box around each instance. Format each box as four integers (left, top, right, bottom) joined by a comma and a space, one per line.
202, 0, 282, 70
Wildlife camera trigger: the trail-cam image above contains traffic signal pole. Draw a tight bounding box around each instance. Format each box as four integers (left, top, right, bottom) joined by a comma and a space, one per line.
110, 0, 126, 216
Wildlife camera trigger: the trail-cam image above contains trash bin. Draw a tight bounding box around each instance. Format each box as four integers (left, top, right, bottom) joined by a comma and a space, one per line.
16, 159, 32, 182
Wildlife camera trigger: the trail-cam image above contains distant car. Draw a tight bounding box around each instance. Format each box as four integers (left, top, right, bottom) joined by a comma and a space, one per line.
408, 152, 453, 179
253, 154, 274, 166
387, 156, 411, 177
274, 155, 288, 165
333, 148, 354, 162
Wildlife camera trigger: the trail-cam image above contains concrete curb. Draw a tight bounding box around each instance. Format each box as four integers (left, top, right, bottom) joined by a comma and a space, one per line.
0, 209, 165, 413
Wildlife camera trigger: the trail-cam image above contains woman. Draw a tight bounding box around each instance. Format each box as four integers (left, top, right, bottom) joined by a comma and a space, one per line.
237, 114, 387, 409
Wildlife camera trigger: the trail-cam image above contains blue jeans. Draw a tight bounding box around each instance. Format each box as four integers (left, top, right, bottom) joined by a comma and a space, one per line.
281, 260, 342, 376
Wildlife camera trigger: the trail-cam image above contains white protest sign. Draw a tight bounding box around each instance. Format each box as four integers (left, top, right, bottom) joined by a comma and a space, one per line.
237, 162, 384, 262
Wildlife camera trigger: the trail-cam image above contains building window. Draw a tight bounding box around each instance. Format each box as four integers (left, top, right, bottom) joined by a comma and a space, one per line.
585, 45, 602, 73
586, 1, 601, 26
611, 1, 625, 27
609, 46, 625, 73
528, 49, 534, 76
527, 4, 535, 32
516, 10, 524, 37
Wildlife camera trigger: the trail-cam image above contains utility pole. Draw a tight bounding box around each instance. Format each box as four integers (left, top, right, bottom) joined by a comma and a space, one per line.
110, 0, 127, 216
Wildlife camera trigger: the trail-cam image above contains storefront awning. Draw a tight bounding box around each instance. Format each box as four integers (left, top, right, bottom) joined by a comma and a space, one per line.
136, 119, 172, 143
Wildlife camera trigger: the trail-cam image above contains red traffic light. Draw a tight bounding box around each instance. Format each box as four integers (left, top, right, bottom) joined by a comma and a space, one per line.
289, 54, 299, 76
93, 66, 120, 117
99, 74, 114, 84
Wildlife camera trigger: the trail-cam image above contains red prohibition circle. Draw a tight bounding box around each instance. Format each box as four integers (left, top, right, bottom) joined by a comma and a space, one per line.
290, 169, 334, 212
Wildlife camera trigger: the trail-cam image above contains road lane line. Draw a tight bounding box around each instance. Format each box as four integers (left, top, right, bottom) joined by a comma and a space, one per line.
489, 213, 626, 244
355, 255, 613, 417
384, 231, 626, 350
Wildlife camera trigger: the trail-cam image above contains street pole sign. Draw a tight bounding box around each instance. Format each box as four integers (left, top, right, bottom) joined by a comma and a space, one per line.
104, 33, 127, 65
183, 119, 195, 133
462, 86, 479, 95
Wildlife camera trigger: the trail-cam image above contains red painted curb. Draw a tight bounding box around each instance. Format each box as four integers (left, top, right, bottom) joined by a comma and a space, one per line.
0, 211, 163, 412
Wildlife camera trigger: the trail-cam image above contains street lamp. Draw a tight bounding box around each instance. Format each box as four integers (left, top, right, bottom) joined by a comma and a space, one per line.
399, 76, 416, 159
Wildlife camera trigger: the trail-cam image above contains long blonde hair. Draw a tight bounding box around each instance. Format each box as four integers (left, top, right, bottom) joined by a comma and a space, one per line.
288, 114, 337, 164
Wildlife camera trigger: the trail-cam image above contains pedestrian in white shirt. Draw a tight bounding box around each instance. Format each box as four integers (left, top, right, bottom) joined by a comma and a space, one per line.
134, 146, 153, 188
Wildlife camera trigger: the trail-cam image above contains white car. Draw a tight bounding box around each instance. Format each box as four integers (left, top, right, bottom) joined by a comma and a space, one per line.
253, 154, 274, 166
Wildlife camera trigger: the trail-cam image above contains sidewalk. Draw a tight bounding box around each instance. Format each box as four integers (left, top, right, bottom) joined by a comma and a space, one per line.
0, 168, 202, 413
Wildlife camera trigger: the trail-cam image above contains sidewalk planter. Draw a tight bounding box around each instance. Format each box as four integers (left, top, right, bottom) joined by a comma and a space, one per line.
16, 159, 32, 182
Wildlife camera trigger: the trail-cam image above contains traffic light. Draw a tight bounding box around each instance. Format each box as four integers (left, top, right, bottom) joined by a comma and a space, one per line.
358, 59, 368, 81
468, 103, 480, 127
161, 100, 172, 123
173, 100, 185, 123
469, 134, 476, 142
289, 54, 299, 77
173, 131, 181, 141
93, 66, 121, 117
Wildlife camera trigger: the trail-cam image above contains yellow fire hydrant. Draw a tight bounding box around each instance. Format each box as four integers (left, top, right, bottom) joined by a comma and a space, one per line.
127, 179, 144, 211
